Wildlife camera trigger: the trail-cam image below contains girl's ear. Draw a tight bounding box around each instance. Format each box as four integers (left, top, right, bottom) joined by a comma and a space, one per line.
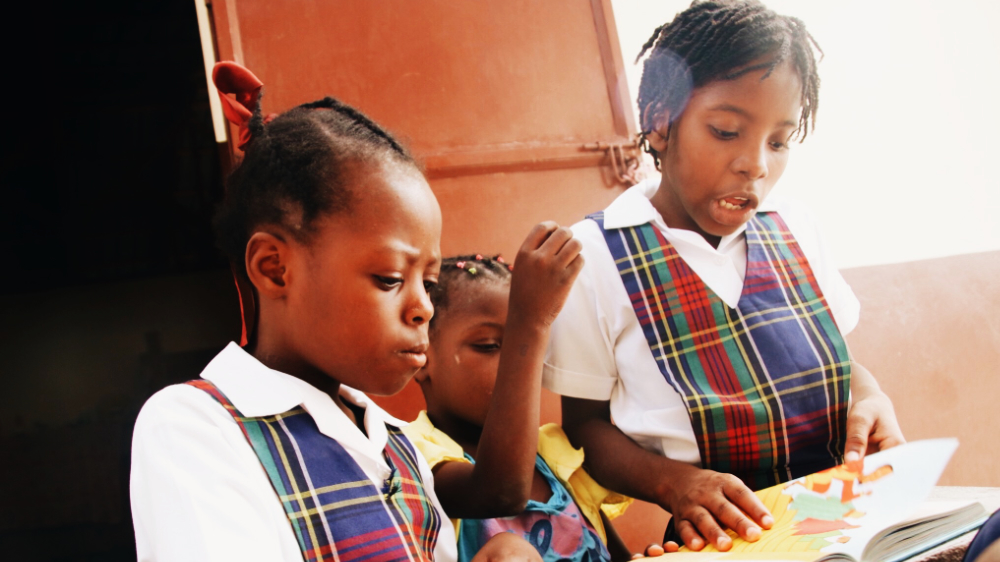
245, 231, 291, 300
645, 106, 673, 154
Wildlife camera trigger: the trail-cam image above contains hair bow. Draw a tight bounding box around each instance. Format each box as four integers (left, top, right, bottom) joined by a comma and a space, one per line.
212, 61, 275, 150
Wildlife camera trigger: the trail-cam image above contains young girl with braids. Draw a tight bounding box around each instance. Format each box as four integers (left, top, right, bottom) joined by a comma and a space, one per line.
403, 249, 637, 562
130, 62, 542, 562
543, 0, 905, 553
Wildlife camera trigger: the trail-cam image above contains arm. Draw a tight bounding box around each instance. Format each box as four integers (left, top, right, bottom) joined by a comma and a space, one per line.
471, 532, 544, 562
432, 222, 584, 518
844, 358, 905, 467
561, 396, 772, 552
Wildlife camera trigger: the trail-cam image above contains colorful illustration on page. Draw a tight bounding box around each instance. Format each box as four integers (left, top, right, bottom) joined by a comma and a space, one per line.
678, 462, 895, 556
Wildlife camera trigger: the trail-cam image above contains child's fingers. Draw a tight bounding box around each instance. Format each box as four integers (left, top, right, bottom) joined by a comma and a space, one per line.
725, 478, 773, 530
674, 517, 707, 551
844, 406, 875, 464
537, 225, 574, 257
664, 541, 680, 553
519, 221, 560, 252
556, 237, 583, 268
712, 499, 762, 542
643, 543, 665, 557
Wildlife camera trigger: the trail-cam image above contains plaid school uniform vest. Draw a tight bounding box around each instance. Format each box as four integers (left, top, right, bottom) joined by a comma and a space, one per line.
188, 380, 441, 562
589, 211, 851, 489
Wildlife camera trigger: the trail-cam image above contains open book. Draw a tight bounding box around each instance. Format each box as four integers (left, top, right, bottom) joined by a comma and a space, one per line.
662, 439, 988, 562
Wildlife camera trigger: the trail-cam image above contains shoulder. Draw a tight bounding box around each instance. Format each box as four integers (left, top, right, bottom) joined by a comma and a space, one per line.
401, 411, 470, 470
762, 195, 860, 334
134, 382, 234, 436
131, 382, 250, 474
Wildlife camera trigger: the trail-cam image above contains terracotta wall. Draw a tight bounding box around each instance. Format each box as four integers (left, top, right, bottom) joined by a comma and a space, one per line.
843, 250, 1000, 487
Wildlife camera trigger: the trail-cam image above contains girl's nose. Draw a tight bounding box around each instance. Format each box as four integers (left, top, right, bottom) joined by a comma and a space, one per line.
405, 287, 434, 326
735, 142, 769, 180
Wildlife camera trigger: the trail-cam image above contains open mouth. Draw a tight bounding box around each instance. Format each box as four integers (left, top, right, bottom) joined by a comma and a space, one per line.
719, 196, 750, 211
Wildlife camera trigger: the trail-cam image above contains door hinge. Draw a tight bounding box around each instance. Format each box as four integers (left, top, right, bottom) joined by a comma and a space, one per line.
582, 141, 643, 187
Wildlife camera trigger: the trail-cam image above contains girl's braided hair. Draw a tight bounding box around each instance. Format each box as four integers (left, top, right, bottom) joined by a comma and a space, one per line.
637, 0, 822, 164
429, 254, 512, 330
214, 95, 417, 277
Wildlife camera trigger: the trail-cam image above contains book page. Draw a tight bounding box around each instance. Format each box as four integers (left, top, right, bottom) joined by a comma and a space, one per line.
665, 438, 959, 561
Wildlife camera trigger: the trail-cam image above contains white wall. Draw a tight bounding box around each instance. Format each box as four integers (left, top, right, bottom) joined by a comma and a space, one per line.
611, 0, 1000, 268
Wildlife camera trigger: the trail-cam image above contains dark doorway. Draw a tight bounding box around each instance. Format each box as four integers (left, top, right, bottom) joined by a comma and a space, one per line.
1, 1, 238, 559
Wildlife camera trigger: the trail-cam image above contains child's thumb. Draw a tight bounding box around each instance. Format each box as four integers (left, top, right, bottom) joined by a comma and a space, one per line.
844, 413, 872, 470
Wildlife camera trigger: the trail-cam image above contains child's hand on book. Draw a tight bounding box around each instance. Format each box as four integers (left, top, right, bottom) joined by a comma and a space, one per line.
509, 221, 584, 328
660, 464, 774, 552
845, 387, 905, 470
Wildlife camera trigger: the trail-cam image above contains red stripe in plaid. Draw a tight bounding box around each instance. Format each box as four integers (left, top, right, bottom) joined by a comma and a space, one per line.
590, 211, 851, 489
188, 381, 440, 562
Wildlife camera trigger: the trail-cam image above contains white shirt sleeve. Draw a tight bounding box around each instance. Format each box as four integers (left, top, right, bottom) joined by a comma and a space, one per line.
542, 220, 622, 400
130, 385, 302, 562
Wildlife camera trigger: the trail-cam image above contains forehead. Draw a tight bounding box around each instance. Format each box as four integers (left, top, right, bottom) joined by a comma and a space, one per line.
311, 160, 441, 260
437, 279, 509, 325
687, 60, 802, 122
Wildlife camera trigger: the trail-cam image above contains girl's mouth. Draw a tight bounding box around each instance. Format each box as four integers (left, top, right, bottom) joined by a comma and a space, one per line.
719, 196, 750, 211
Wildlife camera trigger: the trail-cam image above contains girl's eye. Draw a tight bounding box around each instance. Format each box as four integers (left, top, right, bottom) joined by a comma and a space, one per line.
423, 279, 437, 293
710, 126, 738, 140
375, 275, 403, 290
770, 140, 789, 151
471, 342, 501, 353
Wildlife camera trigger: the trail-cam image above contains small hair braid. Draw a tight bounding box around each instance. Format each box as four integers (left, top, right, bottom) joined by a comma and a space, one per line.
636, 0, 822, 166
429, 254, 512, 329
214, 93, 417, 278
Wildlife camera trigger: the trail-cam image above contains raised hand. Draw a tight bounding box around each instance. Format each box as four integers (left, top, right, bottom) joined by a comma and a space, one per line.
508, 221, 584, 328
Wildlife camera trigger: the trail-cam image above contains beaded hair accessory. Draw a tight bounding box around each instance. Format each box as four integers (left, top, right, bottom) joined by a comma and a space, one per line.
453, 254, 512, 276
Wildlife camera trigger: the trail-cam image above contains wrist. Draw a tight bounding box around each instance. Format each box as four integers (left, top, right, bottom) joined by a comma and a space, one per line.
650, 458, 698, 510
504, 310, 554, 334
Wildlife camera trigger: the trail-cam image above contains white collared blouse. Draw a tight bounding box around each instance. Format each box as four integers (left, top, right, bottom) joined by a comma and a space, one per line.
130, 342, 458, 562
543, 177, 860, 465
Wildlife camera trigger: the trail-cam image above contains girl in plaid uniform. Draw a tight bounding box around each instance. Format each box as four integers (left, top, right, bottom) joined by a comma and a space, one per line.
130, 62, 539, 562
402, 246, 635, 562
542, 0, 905, 554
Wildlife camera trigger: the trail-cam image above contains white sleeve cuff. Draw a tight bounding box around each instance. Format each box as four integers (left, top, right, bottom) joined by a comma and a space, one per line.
542, 362, 616, 401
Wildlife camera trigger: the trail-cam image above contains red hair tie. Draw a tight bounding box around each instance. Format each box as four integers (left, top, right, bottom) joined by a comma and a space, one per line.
213, 61, 272, 346
212, 61, 276, 150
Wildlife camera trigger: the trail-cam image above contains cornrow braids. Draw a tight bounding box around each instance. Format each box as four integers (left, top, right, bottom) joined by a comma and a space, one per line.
429, 254, 512, 330
214, 94, 417, 277
636, 0, 822, 166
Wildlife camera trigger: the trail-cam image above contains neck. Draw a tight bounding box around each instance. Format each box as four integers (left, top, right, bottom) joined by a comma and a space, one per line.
246, 333, 361, 429
426, 410, 483, 458
649, 174, 722, 249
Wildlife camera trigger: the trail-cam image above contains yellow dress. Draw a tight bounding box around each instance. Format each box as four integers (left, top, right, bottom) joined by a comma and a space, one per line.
402, 411, 632, 543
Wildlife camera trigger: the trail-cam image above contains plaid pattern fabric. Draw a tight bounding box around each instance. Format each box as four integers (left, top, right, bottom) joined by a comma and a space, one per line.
188, 380, 441, 562
590, 212, 851, 489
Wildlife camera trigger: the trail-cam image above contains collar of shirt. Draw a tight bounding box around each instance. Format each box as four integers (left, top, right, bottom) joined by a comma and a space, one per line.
602, 176, 779, 255
201, 342, 407, 474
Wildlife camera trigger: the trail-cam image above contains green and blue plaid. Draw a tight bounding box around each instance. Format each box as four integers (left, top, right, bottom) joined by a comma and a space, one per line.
590, 211, 851, 489
189, 380, 441, 562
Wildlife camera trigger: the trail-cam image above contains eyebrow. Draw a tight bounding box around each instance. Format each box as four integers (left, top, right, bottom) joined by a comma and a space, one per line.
709, 104, 797, 128
375, 242, 441, 266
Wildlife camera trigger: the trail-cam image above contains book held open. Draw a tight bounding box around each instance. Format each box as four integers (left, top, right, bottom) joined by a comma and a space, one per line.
658, 439, 988, 562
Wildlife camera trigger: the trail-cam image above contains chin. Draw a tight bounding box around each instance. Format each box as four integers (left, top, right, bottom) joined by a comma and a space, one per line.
365, 371, 417, 397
